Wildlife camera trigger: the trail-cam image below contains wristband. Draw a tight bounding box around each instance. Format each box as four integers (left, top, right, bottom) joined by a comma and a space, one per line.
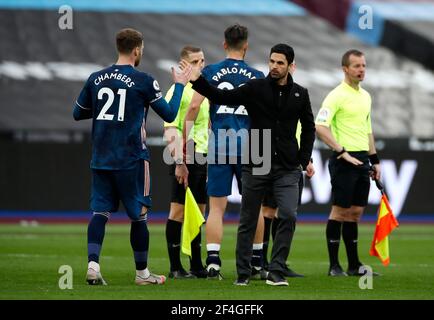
336, 147, 346, 156
369, 153, 380, 165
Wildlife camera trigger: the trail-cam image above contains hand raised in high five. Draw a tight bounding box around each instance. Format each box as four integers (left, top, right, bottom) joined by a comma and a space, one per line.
171, 60, 193, 86
179, 59, 201, 82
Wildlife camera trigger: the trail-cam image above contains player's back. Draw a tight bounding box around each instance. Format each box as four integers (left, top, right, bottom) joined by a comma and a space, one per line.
79, 64, 161, 170
202, 58, 264, 156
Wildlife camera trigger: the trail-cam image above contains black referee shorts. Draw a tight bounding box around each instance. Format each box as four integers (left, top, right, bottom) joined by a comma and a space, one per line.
262, 174, 305, 209
328, 151, 370, 208
169, 155, 207, 205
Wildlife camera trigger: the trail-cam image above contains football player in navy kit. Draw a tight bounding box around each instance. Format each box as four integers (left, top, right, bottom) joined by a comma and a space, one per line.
73, 28, 192, 286
182, 24, 266, 280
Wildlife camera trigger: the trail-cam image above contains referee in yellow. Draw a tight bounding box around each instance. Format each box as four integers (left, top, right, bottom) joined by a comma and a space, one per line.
315, 49, 381, 277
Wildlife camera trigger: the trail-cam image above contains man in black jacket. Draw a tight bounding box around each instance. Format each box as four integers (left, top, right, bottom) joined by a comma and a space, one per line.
189, 44, 315, 286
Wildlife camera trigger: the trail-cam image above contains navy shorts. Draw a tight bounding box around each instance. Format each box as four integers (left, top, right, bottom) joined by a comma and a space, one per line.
91, 160, 151, 221
328, 151, 370, 208
207, 158, 242, 197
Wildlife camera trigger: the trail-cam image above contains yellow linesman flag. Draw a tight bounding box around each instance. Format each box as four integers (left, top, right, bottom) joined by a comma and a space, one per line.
370, 194, 399, 266
182, 187, 205, 257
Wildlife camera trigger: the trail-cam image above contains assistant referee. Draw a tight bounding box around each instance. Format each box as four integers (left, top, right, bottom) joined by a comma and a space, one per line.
315, 49, 381, 277
163, 46, 209, 279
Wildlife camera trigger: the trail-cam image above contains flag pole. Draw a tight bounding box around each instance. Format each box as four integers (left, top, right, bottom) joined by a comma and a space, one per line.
369, 166, 399, 266
374, 178, 384, 195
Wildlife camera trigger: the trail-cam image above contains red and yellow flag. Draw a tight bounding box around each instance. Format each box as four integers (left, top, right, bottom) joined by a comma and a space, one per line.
370, 194, 399, 266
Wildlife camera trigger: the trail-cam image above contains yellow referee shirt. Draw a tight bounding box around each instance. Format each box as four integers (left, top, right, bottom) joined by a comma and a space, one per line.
164, 83, 209, 154
315, 81, 372, 152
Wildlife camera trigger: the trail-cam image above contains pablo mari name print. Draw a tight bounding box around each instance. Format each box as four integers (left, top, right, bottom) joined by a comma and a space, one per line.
211, 66, 259, 82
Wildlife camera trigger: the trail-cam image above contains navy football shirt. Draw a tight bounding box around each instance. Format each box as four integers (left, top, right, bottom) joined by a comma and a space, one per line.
202, 58, 264, 157
74, 64, 183, 170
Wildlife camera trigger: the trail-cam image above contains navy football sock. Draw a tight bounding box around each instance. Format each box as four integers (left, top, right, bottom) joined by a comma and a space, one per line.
251, 247, 264, 269
206, 251, 221, 267
130, 220, 149, 271
87, 212, 109, 263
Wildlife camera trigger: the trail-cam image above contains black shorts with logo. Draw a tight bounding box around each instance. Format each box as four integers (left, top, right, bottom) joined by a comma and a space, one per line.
169, 154, 207, 205
328, 151, 370, 208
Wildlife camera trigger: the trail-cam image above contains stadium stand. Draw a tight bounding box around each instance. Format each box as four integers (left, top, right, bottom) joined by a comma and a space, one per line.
291, 0, 352, 29
292, 0, 434, 71
0, 0, 433, 138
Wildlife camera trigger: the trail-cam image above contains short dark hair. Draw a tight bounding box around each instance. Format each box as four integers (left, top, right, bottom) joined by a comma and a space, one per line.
116, 28, 143, 54
180, 45, 202, 59
224, 24, 248, 50
341, 49, 364, 67
270, 44, 295, 64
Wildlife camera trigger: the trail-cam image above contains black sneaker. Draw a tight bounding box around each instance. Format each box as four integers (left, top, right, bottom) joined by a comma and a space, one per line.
266, 271, 288, 286
347, 265, 381, 277
251, 267, 268, 280
168, 269, 196, 279
328, 265, 348, 277
282, 266, 304, 278
233, 275, 249, 286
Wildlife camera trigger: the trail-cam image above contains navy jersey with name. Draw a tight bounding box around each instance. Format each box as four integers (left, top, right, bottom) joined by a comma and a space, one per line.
202, 58, 264, 157
74, 64, 162, 170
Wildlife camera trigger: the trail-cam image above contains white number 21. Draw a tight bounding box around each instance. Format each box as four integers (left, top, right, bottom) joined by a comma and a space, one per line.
97, 87, 126, 121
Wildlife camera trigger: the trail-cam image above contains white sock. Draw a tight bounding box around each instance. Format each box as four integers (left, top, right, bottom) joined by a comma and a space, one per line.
253, 243, 263, 250
136, 268, 150, 278
88, 261, 100, 273
207, 243, 221, 252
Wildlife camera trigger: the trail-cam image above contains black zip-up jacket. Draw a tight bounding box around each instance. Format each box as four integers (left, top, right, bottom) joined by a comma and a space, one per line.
192, 73, 315, 170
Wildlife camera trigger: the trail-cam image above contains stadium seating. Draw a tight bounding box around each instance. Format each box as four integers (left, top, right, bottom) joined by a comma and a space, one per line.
0, 0, 433, 138
292, 0, 434, 70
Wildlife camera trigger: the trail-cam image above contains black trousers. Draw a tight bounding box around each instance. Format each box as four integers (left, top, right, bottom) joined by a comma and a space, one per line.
236, 163, 301, 277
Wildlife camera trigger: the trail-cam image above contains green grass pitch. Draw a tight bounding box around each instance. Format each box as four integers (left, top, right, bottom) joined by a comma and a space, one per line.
0, 223, 433, 300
